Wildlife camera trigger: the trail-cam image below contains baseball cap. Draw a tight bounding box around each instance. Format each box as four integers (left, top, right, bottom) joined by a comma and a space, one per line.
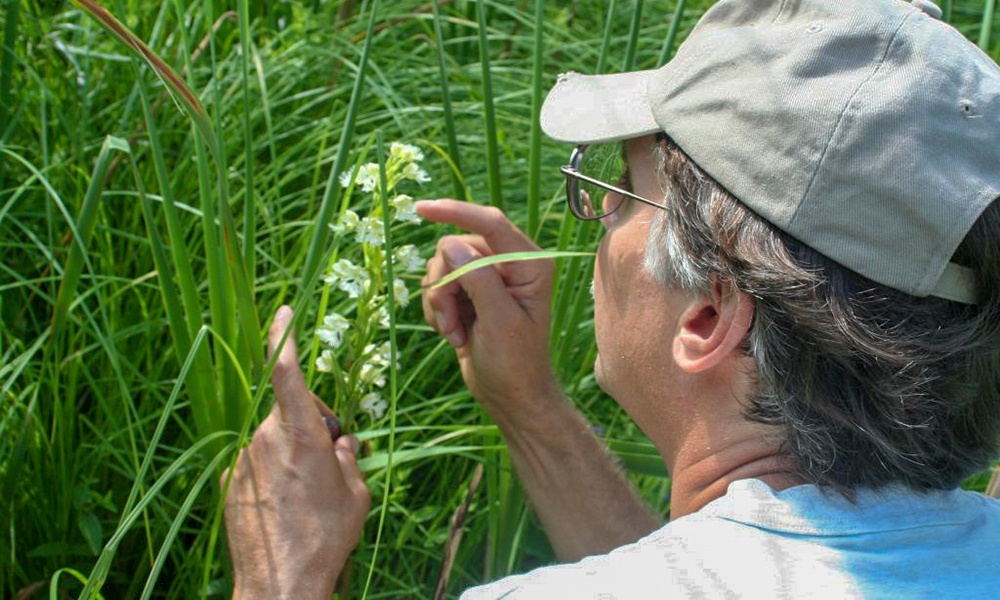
540, 0, 1000, 304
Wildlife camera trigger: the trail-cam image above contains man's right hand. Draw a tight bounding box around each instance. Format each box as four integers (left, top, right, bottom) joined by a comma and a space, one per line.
418, 200, 660, 562
418, 200, 562, 427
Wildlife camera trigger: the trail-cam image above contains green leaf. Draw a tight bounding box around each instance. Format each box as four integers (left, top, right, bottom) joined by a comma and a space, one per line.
78, 511, 103, 557
427, 251, 594, 290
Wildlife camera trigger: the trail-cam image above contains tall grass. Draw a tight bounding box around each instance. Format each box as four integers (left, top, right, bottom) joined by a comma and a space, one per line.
1, 0, 997, 597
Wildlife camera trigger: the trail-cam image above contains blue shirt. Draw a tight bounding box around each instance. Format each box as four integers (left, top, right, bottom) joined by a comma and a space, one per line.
461, 478, 1000, 598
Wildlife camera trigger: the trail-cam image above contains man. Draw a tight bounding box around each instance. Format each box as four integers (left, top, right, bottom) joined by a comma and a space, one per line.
223, 0, 1000, 596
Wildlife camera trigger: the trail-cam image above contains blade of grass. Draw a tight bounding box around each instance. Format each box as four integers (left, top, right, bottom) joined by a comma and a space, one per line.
0, 0, 20, 156
431, 0, 466, 200
477, 0, 503, 209
596, 0, 617, 73
138, 442, 235, 600
657, 0, 686, 66
237, 0, 256, 277
980, 0, 996, 52
301, 0, 380, 292
525, 0, 544, 238
50, 135, 129, 337
131, 136, 221, 447
623, 0, 644, 71
134, 66, 219, 434
427, 251, 593, 290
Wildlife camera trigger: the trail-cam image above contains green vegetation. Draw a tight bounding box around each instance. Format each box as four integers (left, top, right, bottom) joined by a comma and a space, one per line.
1, 0, 997, 597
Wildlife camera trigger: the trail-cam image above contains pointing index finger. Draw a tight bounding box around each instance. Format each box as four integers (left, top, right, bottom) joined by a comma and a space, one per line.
268, 305, 314, 426
416, 200, 537, 254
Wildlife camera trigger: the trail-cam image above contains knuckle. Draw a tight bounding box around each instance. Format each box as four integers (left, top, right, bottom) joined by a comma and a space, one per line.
483, 206, 505, 224
357, 484, 372, 508
435, 235, 455, 252
282, 420, 324, 448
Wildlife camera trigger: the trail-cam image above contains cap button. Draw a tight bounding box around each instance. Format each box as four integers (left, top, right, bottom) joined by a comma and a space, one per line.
911, 0, 943, 19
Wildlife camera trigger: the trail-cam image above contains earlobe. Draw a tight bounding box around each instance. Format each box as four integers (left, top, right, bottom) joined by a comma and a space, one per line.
673, 280, 754, 373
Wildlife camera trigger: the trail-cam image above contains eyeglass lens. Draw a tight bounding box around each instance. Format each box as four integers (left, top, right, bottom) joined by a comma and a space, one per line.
574, 143, 628, 219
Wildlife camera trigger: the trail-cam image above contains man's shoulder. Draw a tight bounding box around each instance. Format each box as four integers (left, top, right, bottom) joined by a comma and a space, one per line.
459, 479, 1000, 599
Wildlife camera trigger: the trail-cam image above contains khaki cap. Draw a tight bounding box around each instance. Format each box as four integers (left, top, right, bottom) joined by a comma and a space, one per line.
541, 0, 1000, 303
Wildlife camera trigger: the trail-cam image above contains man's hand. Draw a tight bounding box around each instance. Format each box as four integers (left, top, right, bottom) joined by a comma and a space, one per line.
222, 306, 370, 599
419, 200, 660, 562
418, 199, 562, 426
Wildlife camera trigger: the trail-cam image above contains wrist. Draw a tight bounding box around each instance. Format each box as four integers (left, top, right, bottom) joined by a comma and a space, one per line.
232, 563, 338, 600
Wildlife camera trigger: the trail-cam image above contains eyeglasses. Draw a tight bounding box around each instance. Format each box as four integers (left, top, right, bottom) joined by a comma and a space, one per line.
560, 144, 669, 221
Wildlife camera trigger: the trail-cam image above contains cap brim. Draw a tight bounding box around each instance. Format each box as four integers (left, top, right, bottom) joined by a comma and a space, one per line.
541, 69, 662, 145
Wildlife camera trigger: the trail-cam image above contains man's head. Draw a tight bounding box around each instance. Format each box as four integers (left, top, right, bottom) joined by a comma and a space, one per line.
541, 0, 1000, 494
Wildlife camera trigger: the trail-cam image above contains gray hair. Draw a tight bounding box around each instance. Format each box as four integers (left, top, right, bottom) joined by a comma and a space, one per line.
644, 135, 1000, 495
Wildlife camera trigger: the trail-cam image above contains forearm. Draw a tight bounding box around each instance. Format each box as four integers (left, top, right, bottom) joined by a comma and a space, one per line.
491, 388, 662, 563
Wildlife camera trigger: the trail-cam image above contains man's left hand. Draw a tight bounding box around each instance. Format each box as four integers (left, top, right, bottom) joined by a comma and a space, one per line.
222, 305, 370, 599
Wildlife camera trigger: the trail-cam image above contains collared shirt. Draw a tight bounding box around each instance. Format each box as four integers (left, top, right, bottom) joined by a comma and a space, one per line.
461, 478, 1000, 598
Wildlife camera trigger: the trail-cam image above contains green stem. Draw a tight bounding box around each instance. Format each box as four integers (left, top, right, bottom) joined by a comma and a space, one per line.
658, 0, 686, 66
596, 0, 617, 73
623, 0, 644, 71
302, 0, 380, 292
980, 0, 996, 52
526, 0, 544, 238
477, 0, 503, 209
431, 0, 466, 200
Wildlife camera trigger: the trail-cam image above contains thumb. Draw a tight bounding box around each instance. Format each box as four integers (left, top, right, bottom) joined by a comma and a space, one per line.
440, 237, 519, 320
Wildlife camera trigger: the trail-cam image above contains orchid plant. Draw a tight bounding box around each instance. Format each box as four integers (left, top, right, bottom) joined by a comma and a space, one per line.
313, 142, 429, 431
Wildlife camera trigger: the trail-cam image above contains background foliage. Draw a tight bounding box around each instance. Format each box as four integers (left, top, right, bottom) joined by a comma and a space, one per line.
1, 0, 997, 597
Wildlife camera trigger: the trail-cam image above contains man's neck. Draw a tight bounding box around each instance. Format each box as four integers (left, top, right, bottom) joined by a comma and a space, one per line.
648, 368, 806, 520
666, 434, 805, 519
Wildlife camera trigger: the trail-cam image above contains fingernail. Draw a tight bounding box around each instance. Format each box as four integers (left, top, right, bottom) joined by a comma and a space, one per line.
348, 435, 360, 455
443, 242, 473, 267
276, 305, 291, 320
434, 311, 449, 333
445, 330, 465, 348
323, 415, 341, 441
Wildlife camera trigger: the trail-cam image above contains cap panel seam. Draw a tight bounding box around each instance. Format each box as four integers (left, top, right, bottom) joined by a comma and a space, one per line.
789, 10, 915, 229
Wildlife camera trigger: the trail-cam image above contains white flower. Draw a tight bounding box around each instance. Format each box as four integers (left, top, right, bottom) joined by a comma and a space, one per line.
360, 362, 387, 388
316, 313, 350, 348
315, 350, 336, 373
391, 194, 421, 224
339, 163, 380, 192
332, 210, 359, 235
389, 142, 423, 163
358, 342, 395, 388
338, 166, 355, 188
355, 216, 385, 247
393, 245, 425, 273
360, 392, 388, 420
366, 341, 397, 370
393, 278, 409, 307
375, 305, 390, 329
325, 259, 367, 298
401, 162, 430, 184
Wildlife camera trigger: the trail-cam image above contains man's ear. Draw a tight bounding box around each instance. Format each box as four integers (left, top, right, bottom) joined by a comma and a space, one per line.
673, 278, 754, 373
